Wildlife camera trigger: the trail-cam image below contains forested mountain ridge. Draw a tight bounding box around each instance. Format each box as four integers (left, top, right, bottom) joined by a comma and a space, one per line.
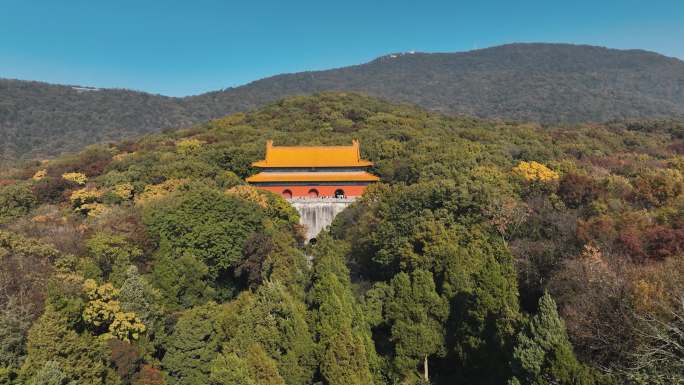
1, 93, 682, 384
3, 43, 684, 162
0, 80, 193, 161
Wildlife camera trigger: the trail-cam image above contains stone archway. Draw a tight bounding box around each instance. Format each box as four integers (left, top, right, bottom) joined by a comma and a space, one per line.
308, 188, 319, 198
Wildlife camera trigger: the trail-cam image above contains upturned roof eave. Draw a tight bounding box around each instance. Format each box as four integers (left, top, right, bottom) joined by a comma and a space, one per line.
245, 172, 380, 183
251, 160, 374, 168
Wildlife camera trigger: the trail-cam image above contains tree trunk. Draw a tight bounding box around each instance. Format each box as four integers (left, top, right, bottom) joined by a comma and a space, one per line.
423, 354, 429, 382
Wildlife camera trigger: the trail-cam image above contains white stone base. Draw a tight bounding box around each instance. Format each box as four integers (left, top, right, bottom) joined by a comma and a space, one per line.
287, 197, 356, 241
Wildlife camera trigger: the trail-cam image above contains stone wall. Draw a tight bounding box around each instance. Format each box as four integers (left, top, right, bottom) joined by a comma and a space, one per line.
288, 197, 355, 241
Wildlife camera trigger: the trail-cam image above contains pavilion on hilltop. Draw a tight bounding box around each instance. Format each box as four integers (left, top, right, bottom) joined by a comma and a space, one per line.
246, 140, 379, 199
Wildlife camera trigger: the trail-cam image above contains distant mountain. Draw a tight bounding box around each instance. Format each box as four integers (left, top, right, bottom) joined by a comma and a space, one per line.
2, 43, 684, 161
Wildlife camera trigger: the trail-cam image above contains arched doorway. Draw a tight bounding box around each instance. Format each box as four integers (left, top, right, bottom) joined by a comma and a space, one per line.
308, 188, 319, 198
282, 189, 292, 199
334, 189, 345, 198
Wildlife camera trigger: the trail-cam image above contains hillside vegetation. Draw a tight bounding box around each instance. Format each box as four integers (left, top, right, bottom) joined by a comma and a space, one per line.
3, 43, 684, 162
1, 93, 683, 385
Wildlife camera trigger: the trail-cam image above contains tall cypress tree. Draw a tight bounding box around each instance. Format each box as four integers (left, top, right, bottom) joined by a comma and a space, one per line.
210, 343, 285, 385
385, 269, 449, 383
509, 292, 601, 385
162, 302, 225, 385
308, 235, 377, 385
226, 281, 317, 385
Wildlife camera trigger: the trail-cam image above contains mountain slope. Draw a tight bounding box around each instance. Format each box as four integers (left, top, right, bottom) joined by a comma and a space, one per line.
1, 94, 683, 384
2, 43, 684, 161
198, 43, 684, 122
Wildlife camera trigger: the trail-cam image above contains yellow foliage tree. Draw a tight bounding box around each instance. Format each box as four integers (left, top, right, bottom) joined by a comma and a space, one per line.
512, 161, 560, 183
135, 179, 189, 206
631, 279, 665, 314
176, 138, 204, 155
62, 172, 88, 185
112, 183, 134, 200
70, 189, 108, 217
113, 152, 135, 162
32, 169, 47, 181
81, 203, 109, 218
225, 185, 268, 208
70, 188, 102, 206
83, 279, 145, 342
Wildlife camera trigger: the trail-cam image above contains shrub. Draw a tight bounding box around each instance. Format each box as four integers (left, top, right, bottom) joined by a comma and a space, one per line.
61, 172, 87, 185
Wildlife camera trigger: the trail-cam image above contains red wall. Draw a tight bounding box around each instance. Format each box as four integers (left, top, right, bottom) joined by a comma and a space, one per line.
255, 184, 369, 198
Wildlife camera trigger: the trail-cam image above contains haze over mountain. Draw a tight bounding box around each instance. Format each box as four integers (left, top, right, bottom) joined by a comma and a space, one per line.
2, 43, 684, 161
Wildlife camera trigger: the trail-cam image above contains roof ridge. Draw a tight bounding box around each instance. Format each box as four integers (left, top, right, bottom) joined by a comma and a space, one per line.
253, 139, 372, 168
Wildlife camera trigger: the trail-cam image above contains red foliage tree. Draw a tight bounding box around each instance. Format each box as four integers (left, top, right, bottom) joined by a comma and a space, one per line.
132, 365, 166, 385
616, 226, 646, 261
108, 339, 143, 385
558, 173, 599, 209
643, 225, 684, 260
31, 176, 75, 203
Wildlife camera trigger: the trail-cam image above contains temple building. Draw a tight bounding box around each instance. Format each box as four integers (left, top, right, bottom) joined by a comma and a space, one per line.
246, 140, 379, 199
246, 140, 379, 241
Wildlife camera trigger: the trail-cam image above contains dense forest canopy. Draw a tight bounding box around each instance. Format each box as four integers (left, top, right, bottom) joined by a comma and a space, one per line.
1, 93, 683, 384
2, 43, 684, 163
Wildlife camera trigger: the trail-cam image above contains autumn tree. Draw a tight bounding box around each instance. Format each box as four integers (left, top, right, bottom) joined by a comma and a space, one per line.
108, 339, 143, 385
626, 293, 684, 385
132, 365, 166, 385
82, 279, 146, 342
119, 266, 165, 344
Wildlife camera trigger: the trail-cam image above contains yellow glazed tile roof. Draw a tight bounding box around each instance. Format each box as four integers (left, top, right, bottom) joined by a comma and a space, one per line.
252, 140, 373, 168
246, 172, 380, 183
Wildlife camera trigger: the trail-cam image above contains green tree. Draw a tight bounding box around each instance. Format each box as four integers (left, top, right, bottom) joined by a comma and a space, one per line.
28, 361, 67, 385
225, 281, 317, 385
258, 229, 310, 300
209, 344, 285, 385
162, 302, 224, 385
308, 235, 377, 385
510, 292, 598, 385
0, 297, 33, 369
0, 367, 17, 385
208, 352, 253, 385
152, 253, 214, 310
19, 306, 119, 385
85, 233, 143, 285
0, 183, 35, 223
143, 185, 265, 299
385, 270, 448, 383
445, 229, 521, 384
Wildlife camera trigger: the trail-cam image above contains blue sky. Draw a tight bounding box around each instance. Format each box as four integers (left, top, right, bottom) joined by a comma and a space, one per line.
1, 0, 683, 96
